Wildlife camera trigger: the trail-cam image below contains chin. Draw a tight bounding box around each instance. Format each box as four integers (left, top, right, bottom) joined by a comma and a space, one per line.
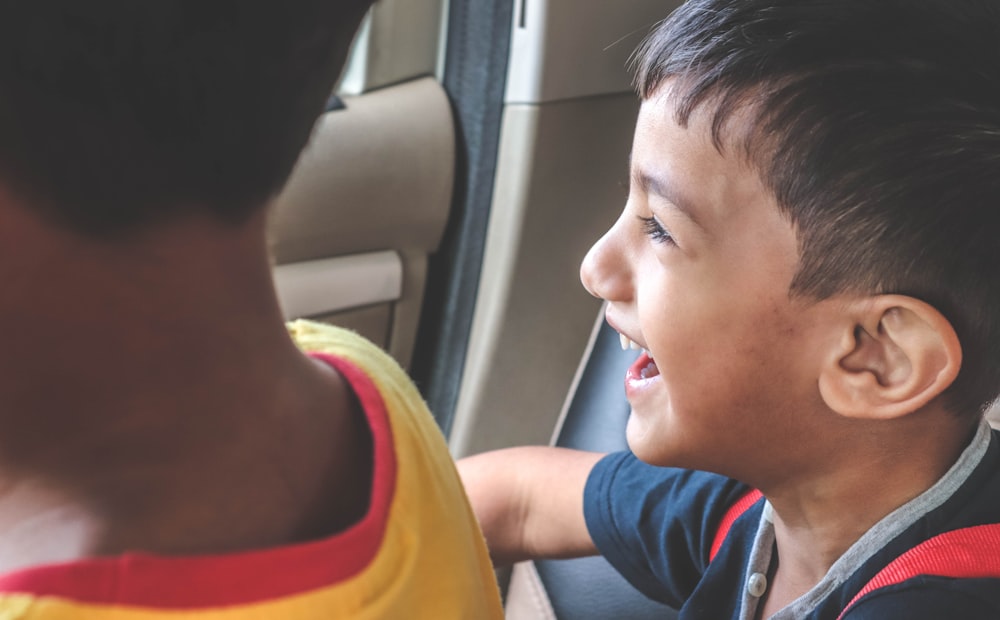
625, 417, 671, 466
625, 418, 709, 470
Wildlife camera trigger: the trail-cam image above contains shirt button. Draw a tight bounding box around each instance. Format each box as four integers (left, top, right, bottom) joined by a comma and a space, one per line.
747, 572, 768, 598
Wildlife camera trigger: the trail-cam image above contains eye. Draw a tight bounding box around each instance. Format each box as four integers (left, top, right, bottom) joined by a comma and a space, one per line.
637, 215, 674, 245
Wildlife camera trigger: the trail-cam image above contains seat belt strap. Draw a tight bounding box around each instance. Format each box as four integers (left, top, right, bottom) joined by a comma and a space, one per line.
836, 523, 1000, 619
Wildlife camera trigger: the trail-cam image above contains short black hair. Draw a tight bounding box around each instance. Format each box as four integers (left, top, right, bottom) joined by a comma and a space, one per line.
635, 0, 1000, 417
0, 0, 371, 235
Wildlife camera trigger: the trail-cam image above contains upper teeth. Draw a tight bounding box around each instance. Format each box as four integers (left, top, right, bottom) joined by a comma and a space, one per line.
619, 333, 646, 353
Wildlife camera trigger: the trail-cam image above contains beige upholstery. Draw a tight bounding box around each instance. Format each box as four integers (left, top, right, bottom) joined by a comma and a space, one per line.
505, 562, 557, 620
270, 77, 454, 369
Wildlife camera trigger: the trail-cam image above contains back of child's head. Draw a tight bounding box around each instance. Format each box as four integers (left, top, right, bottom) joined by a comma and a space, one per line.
633, 0, 1000, 418
0, 0, 370, 236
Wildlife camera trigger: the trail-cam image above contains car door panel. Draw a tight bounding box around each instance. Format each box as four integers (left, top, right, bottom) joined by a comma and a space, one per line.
449, 0, 682, 456
271, 77, 453, 369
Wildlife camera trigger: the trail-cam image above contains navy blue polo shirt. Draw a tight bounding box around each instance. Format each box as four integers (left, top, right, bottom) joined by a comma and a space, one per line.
584, 421, 1000, 619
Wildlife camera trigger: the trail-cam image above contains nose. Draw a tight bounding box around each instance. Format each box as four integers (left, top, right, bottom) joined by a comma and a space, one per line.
580, 216, 631, 302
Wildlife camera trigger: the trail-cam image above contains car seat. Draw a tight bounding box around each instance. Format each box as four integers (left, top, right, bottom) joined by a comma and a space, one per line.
504, 307, 679, 619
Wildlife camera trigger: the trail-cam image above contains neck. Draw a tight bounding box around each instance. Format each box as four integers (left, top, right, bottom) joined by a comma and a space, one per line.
0, 209, 298, 459
0, 204, 369, 569
758, 410, 978, 611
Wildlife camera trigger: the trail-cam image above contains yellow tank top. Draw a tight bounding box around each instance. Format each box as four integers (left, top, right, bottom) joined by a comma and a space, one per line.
0, 321, 503, 619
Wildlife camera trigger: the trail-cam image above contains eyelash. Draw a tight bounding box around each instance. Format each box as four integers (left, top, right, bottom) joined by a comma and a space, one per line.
637, 215, 674, 244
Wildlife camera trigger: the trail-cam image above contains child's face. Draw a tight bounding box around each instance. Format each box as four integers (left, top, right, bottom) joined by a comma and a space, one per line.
581, 87, 840, 475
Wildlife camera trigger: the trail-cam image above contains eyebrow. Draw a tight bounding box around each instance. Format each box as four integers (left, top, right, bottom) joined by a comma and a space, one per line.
630, 165, 704, 228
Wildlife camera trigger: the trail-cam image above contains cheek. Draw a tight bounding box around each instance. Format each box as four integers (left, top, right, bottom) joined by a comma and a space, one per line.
639, 289, 716, 373
646, 299, 788, 407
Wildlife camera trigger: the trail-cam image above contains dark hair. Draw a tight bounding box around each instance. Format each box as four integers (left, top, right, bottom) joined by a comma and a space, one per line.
634, 0, 1000, 417
0, 0, 371, 235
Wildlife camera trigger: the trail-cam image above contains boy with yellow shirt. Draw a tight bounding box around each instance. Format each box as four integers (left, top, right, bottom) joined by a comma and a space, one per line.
0, 1, 501, 617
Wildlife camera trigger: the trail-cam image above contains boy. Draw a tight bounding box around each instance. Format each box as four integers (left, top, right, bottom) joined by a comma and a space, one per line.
459, 0, 1000, 617
0, 1, 501, 617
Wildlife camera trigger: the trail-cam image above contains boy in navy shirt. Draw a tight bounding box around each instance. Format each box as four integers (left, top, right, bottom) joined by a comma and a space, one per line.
460, 0, 1000, 617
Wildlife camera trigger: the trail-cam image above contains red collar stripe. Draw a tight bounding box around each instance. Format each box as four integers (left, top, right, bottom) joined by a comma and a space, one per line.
709, 489, 764, 562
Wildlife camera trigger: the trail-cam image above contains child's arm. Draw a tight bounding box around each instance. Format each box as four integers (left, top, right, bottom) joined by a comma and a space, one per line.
457, 446, 605, 566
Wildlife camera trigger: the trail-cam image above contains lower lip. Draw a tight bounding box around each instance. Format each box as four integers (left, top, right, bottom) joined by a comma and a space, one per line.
625, 352, 660, 398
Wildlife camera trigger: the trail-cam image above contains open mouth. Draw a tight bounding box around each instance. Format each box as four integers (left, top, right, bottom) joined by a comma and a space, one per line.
619, 333, 660, 380
629, 351, 660, 380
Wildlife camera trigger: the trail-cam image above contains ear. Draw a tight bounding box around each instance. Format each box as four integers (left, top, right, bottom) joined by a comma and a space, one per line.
818, 295, 962, 420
